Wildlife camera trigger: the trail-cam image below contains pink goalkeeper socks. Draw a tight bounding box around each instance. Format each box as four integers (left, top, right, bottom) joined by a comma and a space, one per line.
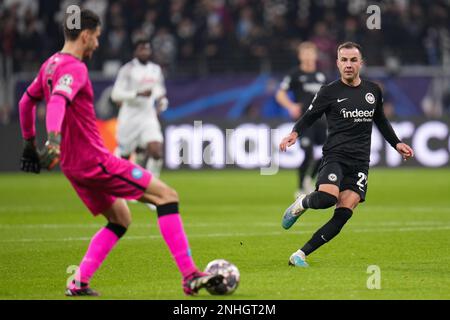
75, 227, 119, 286
73, 212, 196, 286
158, 213, 197, 278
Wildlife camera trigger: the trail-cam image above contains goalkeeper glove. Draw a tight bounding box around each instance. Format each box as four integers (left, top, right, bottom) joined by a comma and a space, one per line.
20, 137, 41, 174
39, 132, 61, 170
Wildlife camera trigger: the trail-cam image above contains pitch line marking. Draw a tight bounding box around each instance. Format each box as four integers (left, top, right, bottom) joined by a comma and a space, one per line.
1, 225, 449, 243
0, 220, 448, 229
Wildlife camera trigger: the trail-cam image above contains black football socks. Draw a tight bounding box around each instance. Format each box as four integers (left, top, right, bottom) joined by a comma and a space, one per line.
302, 191, 337, 209
301, 207, 353, 256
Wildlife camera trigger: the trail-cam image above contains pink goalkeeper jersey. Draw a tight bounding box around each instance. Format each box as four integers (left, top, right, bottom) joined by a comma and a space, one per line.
27, 52, 110, 170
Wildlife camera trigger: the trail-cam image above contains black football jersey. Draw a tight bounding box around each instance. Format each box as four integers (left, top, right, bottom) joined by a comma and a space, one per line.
279, 69, 327, 110
293, 79, 401, 164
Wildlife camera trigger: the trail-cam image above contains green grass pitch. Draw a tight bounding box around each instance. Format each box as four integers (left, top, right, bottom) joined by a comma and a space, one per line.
0, 169, 449, 300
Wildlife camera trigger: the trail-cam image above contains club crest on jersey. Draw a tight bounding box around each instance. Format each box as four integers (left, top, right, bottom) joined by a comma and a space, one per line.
131, 168, 143, 180
55, 74, 73, 94
316, 72, 326, 83
299, 75, 308, 82
365, 92, 375, 104
328, 174, 338, 182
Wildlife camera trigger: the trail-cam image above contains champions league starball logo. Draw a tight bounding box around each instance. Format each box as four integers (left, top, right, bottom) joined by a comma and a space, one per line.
54, 74, 74, 95
59, 74, 73, 86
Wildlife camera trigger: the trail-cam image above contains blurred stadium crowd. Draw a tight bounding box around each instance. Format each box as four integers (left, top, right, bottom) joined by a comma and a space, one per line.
0, 0, 450, 123
1, 0, 449, 74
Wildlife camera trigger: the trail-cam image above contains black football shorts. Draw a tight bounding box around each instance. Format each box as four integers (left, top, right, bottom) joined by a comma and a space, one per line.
316, 159, 369, 202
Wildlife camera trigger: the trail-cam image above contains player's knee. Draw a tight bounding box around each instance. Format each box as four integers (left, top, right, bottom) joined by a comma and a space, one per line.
317, 191, 338, 208
306, 191, 338, 209
160, 186, 179, 204
123, 215, 132, 228
167, 187, 179, 202
105, 221, 128, 238
147, 143, 163, 160
109, 214, 132, 229
336, 193, 360, 210
103, 202, 132, 229
150, 150, 163, 161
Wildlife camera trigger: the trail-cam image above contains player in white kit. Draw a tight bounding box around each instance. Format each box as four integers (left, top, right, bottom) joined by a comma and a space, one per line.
111, 38, 168, 179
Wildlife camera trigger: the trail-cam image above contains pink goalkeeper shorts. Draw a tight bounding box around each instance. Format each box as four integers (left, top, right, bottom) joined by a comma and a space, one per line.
63, 155, 152, 215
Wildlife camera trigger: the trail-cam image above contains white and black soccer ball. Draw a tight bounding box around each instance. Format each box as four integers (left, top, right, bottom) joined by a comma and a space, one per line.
204, 259, 240, 295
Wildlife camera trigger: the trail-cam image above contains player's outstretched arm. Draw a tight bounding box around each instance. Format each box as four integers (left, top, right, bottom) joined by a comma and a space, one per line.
276, 89, 301, 119
276, 73, 302, 119
156, 96, 169, 113
396, 142, 414, 161
283, 88, 329, 153
280, 88, 329, 152
279, 132, 299, 152
111, 65, 146, 103
38, 94, 66, 170
373, 87, 414, 161
154, 69, 168, 113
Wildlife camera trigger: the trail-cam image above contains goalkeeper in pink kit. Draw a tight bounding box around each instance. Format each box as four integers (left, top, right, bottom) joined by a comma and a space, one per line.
18, 9, 222, 297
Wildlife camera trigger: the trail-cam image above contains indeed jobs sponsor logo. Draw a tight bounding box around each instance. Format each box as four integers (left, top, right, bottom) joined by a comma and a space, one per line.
340, 108, 375, 122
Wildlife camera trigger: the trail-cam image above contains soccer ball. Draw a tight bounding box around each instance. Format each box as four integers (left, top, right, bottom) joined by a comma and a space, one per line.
204, 259, 240, 295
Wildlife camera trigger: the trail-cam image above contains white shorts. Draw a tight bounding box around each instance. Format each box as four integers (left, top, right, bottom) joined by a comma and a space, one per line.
117, 118, 163, 156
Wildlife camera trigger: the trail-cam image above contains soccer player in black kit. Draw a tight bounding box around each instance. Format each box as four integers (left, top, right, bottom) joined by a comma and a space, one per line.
279, 42, 414, 267
276, 42, 327, 197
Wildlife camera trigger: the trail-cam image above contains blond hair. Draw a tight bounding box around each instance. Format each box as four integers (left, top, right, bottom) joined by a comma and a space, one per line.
298, 41, 317, 53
